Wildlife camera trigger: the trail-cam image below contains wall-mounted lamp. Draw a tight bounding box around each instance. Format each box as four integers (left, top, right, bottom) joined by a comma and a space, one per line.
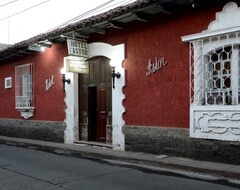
110, 61, 121, 89
60, 68, 71, 92
28, 41, 52, 52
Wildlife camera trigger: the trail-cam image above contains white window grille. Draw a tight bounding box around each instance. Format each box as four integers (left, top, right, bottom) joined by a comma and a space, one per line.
190, 37, 240, 106
182, 2, 240, 141
15, 63, 34, 109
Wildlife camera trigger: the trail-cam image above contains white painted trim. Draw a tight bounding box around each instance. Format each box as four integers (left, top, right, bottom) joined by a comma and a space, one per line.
88, 42, 126, 150
64, 70, 79, 144
63, 42, 126, 150
186, 2, 240, 142
182, 2, 240, 42
190, 105, 240, 141
182, 26, 240, 42
4, 77, 12, 89
19, 108, 34, 120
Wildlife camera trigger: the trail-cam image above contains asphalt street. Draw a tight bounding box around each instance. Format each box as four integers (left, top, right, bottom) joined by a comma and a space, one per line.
0, 144, 239, 190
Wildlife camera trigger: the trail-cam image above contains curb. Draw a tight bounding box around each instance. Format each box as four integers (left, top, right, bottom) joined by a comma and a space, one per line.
0, 136, 239, 181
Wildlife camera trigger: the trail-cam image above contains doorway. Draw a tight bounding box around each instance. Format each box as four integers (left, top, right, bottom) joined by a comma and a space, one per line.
87, 87, 97, 141
79, 56, 112, 143
88, 86, 108, 142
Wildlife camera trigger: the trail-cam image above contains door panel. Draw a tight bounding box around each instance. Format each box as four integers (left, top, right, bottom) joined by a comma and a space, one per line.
79, 56, 112, 143
97, 87, 107, 142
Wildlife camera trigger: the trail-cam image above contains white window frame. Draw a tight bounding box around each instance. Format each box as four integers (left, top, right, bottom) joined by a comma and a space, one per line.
182, 2, 240, 141
4, 77, 12, 89
15, 63, 34, 119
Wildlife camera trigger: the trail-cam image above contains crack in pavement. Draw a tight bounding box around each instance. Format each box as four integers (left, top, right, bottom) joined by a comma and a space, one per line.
0, 166, 71, 190
58, 168, 134, 186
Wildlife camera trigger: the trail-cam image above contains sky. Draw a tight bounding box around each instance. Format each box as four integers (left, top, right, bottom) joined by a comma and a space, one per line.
0, 0, 136, 44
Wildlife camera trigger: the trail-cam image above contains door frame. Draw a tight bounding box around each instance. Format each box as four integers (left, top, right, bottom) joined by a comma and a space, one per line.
63, 42, 126, 150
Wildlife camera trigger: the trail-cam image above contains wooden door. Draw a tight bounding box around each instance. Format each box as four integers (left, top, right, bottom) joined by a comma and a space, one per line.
97, 87, 107, 142
87, 86, 107, 142
79, 56, 112, 143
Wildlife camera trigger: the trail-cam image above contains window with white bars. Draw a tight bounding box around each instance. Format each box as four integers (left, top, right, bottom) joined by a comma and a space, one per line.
15, 63, 34, 109
190, 34, 240, 106
183, 2, 240, 141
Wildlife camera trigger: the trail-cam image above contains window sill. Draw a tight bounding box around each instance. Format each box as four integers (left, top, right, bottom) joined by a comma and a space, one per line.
15, 107, 35, 119
15, 107, 35, 110
191, 104, 240, 110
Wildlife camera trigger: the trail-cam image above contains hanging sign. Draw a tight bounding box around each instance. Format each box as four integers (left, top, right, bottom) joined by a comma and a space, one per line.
65, 56, 89, 74
67, 39, 88, 58
146, 57, 168, 77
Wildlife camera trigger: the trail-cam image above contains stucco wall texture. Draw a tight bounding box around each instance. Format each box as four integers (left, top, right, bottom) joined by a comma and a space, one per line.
0, 3, 223, 129
0, 44, 67, 121
91, 5, 219, 128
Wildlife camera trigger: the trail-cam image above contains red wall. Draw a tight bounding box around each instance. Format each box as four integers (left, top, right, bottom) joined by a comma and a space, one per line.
91, 5, 221, 128
0, 3, 227, 128
0, 44, 67, 121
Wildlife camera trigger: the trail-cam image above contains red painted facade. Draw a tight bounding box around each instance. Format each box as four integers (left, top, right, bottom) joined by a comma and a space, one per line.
0, 4, 223, 129
0, 44, 67, 121
91, 6, 220, 128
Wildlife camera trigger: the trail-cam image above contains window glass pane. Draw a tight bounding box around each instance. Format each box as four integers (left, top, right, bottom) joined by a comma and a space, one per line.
15, 64, 34, 108
205, 46, 233, 105
190, 36, 240, 106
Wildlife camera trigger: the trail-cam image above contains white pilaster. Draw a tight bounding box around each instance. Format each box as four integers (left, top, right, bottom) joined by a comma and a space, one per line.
64, 71, 79, 144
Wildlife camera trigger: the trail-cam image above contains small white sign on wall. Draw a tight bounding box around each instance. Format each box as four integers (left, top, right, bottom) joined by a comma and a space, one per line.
65, 56, 89, 74
5, 77, 12, 89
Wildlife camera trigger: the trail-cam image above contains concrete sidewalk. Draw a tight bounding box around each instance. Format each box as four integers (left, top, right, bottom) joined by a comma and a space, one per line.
0, 135, 239, 181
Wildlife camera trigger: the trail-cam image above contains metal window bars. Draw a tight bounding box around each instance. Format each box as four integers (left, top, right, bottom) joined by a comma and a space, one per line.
15, 63, 34, 109
190, 32, 240, 106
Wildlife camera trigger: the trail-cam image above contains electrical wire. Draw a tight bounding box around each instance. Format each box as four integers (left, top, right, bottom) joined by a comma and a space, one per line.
0, 0, 50, 22
67, 0, 136, 23
49, 0, 137, 31
54, 0, 115, 28
0, 0, 19, 8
